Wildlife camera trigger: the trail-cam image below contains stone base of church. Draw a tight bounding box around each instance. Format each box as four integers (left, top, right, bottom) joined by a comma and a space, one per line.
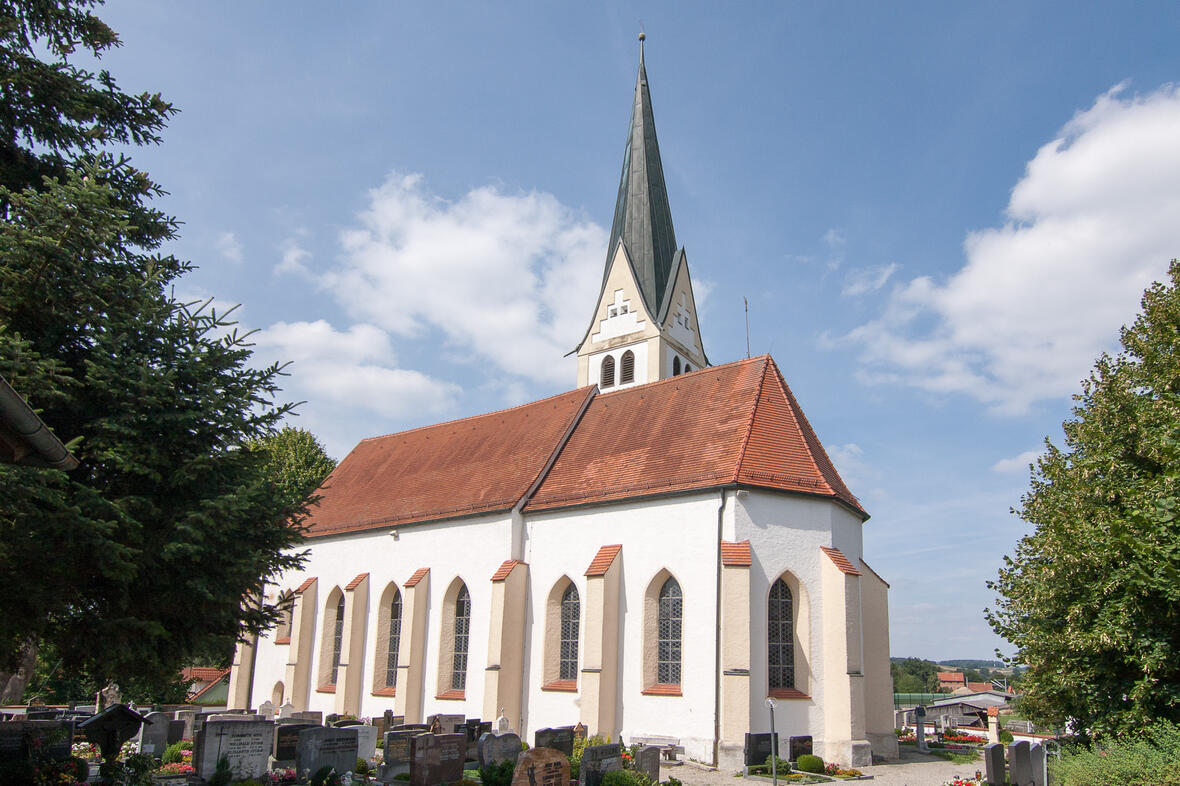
717, 741, 746, 771
821, 739, 874, 768
867, 731, 899, 761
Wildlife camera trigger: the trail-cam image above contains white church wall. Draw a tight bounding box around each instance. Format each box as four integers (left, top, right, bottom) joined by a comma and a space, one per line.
523, 491, 722, 762
250, 600, 297, 709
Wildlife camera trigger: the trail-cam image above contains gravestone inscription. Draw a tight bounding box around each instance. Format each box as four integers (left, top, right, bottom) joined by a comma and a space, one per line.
381, 729, 422, 779
195, 719, 273, 781
535, 727, 575, 756
273, 723, 318, 764
478, 731, 522, 767
427, 714, 465, 735
512, 747, 571, 786
743, 733, 777, 768
788, 735, 811, 762
579, 743, 622, 786
410, 732, 465, 786
296, 726, 360, 779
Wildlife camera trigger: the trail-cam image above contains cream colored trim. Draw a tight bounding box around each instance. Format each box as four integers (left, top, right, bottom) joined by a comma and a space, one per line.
860, 562, 898, 760
718, 561, 750, 750
542, 576, 577, 685
769, 571, 811, 697
435, 578, 470, 696
337, 575, 370, 716
286, 579, 317, 710
394, 571, 429, 722
482, 564, 528, 729
819, 556, 871, 766
227, 632, 257, 710
580, 550, 622, 737
316, 586, 345, 690
372, 582, 403, 694
641, 568, 681, 689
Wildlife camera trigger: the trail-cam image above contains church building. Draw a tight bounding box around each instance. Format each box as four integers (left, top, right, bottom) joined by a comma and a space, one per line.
227, 40, 896, 769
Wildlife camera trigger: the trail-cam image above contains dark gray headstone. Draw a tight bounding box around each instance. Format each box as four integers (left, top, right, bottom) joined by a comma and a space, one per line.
788, 735, 811, 761
138, 711, 172, 756
334, 719, 365, 727
635, 746, 660, 783
743, 733, 777, 767
463, 719, 483, 759
195, 719, 273, 780
478, 731, 522, 767
297, 726, 360, 778
167, 720, 186, 746
579, 743, 622, 786
411, 732, 465, 786
0, 720, 74, 763
174, 709, 197, 739
512, 748, 570, 786
1030, 743, 1047, 786
273, 723, 318, 764
394, 724, 431, 732
1009, 740, 1031, 786
426, 714, 465, 734
534, 727, 575, 756
383, 729, 422, 775
984, 742, 1006, 786
293, 710, 324, 724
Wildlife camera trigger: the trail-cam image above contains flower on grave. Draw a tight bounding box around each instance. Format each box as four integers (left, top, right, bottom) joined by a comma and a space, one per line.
156, 762, 196, 776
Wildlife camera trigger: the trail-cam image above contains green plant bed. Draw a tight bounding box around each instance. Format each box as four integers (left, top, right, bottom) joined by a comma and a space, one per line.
927, 748, 980, 765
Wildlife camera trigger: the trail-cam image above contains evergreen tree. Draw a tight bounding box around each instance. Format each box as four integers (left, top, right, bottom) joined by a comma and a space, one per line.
988, 259, 1180, 737
0, 0, 305, 698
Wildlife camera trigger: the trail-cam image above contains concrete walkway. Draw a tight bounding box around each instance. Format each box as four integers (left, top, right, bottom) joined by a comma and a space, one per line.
661, 747, 983, 786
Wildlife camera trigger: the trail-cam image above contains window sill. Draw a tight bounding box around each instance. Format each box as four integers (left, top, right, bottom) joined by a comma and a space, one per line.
274, 637, 291, 645
316, 684, 336, 694
435, 689, 466, 700
641, 684, 682, 696
769, 688, 810, 700
371, 687, 397, 697
541, 680, 577, 692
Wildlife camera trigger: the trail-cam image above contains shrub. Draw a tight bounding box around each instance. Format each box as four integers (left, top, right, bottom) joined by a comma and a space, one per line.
601, 770, 646, 786
664, 778, 682, 786
356, 757, 373, 775
207, 754, 233, 786
161, 740, 190, 764
394, 773, 411, 781
311, 765, 343, 786
1051, 722, 1180, 786
795, 753, 824, 773
999, 729, 1013, 743
481, 758, 517, 786
69, 756, 89, 782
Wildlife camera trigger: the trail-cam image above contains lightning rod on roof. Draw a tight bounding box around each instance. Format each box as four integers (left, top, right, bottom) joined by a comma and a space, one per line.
744, 296, 751, 359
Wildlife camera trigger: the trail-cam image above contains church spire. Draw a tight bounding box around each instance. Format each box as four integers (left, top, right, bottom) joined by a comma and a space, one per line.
605, 33, 679, 318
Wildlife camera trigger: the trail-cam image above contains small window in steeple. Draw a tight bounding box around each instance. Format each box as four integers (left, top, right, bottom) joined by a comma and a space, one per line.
672, 356, 681, 376
684, 364, 692, 373
620, 350, 635, 384
601, 356, 616, 388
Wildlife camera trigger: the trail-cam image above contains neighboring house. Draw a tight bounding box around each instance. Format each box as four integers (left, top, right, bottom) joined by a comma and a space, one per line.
183, 667, 231, 706
0, 376, 77, 470
937, 671, 967, 692
227, 40, 897, 769
900, 691, 1016, 728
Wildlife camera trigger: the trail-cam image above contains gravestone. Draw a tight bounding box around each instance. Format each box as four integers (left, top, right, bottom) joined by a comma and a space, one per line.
383, 710, 403, 726
579, 743, 622, 786
334, 719, 365, 728
535, 726, 575, 756
257, 700, 275, 718
411, 732, 465, 786
297, 726, 360, 778
1009, 740, 1032, 786
394, 724, 431, 732
1030, 743, 1047, 786
743, 733, 777, 767
278, 702, 295, 719
293, 710, 323, 724
137, 711, 172, 755
788, 735, 811, 762
573, 722, 586, 741
0, 720, 75, 763
512, 747, 570, 786
427, 713, 465, 735
195, 719, 273, 781
381, 729, 422, 781
273, 723, 318, 765
635, 746, 660, 783
478, 731, 522, 767
984, 743, 1006, 786
174, 709, 197, 739
167, 719, 186, 745
80, 705, 147, 767
355, 724, 379, 761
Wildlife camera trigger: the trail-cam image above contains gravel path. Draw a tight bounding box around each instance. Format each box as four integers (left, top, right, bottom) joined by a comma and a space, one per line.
660, 747, 983, 786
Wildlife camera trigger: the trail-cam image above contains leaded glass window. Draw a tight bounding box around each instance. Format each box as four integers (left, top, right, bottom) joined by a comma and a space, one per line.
768, 578, 794, 690
559, 584, 580, 681
332, 595, 345, 684
451, 584, 470, 690
657, 577, 682, 684
386, 589, 402, 688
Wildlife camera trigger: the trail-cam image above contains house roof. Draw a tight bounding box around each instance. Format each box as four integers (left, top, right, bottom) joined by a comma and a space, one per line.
304, 387, 594, 537
527, 356, 864, 516
305, 355, 865, 537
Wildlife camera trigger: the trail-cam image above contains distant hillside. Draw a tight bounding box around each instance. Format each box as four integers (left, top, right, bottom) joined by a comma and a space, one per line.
939, 659, 1005, 669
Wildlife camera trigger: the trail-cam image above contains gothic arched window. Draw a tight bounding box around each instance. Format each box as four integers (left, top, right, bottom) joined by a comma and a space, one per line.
331, 595, 345, 684
386, 588, 402, 688
657, 577, 682, 685
559, 584, 580, 680
451, 584, 471, 690
768, 578, 794, 690
672, 356, 681, 376
601, 355, 616, 388
620, 350, 635, 384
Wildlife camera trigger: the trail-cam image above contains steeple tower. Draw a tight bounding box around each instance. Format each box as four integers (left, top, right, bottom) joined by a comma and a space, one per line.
575, 35, 709, 390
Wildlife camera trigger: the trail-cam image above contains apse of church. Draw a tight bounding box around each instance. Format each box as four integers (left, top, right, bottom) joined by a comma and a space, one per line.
228, 38, 896, 770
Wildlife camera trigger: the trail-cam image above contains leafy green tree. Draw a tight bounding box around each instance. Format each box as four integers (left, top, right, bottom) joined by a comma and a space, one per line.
0, 0, 305, 700
890, 657, 939, 693
253, 427, 337, 512
987, 259, 1180, 738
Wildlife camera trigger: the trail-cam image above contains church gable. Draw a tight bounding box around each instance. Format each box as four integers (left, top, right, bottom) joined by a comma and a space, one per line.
586, 242, 657, 349
657, 250, 707, 366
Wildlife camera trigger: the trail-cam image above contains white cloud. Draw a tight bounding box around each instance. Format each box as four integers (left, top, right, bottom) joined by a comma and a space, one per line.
319, 173, 605, 386
823, 228, 846, 248
842, 263, 898, 297
992, 449, 1042, 474
276, 239, 312, 277
843, 83, 1180, 413
252, 320, 460, 420
216, 231, 243, 263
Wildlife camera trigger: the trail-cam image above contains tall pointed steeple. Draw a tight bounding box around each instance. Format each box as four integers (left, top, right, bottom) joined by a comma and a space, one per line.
605, 34, 679, 317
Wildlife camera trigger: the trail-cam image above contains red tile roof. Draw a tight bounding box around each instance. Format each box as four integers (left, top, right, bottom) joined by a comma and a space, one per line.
404, 567, 429, 587
345, 572, 369, 590
938, 672, 966, 684
967, 682, 993, 693
526, 357, 865, 516
304, 387, 595, 537
720, 540, 752, 566
585, 544, 622, 576
820, 546, 861, 575
295, 577, 317, 594
491, 560, 524, 582
182, 666, 230, 683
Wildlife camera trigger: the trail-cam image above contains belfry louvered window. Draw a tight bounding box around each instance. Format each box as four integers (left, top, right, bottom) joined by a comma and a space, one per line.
768, 578, 794, 690
657, 577, 682, 684
620, 350, 635, 384
386, 588, 402, 688
331, 595, 345, 684
601, 355, 616, 388
559, 584, 580, 680
452, 584, 471, 690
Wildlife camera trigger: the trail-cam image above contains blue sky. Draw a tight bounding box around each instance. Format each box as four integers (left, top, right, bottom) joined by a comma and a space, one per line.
94, 2, 1180, 660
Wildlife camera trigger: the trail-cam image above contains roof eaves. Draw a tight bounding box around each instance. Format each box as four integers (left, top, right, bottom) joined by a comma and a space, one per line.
295, 577, 317, 594
585, 544, 622, 576
491, 560, 525, 582
404, 567, 429, 587
820, 545, 862, 576
720, 540, 752, 567
345, 572, 369, 591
